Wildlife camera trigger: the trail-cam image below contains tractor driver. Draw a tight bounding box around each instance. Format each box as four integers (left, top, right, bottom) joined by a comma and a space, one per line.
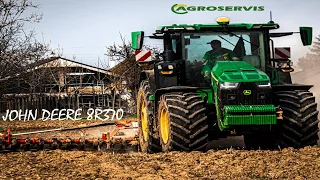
201, 40, 239, 78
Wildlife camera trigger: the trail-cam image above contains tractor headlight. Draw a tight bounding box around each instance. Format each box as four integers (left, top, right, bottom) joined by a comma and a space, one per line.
219, 82, 239, 89
256, 81, 271, 88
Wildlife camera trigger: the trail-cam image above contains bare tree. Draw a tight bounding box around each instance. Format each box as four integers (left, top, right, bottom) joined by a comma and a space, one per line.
105, 33, 160, 112
0, 0, 51, 95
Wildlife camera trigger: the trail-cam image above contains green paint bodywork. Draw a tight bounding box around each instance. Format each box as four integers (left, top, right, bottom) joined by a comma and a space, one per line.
211, 61, 270, 83
222, 105, 277, 128
131, 31, 144, 50
300, 27, 313, 45
205, 61, 276, 131
224, 104, 276, 113
270, 69, 279, 85
196, 89, 214, 104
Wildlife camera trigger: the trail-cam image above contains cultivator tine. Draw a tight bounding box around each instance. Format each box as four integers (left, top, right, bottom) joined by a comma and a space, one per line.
0, 124, 139, 153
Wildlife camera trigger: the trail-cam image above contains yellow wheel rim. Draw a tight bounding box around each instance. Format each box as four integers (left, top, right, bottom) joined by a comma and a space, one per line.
140, 100, 148, 141
160, 107, 169, 144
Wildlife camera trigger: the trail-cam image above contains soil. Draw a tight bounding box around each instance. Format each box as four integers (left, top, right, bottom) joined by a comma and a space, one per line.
0, 120, 319, 179
0, 147, 319, 179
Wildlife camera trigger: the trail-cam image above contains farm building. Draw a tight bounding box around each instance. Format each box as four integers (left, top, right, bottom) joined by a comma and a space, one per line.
0, 56, 131, 116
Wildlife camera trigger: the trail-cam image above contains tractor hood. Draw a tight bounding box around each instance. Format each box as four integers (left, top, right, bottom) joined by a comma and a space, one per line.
211, 61, 270, 83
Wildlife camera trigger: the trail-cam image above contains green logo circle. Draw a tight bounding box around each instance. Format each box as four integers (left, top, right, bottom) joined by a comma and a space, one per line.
171, 4, 188, 14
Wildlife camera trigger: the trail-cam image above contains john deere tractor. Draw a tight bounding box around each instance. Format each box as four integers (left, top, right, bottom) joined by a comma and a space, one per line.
132, 17, 319, 153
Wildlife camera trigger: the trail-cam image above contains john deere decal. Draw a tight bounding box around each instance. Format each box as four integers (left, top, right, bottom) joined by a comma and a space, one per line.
243, 90, 252, 95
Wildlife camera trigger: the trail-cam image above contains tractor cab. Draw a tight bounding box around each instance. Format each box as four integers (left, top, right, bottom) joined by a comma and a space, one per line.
132, 17, 312, 89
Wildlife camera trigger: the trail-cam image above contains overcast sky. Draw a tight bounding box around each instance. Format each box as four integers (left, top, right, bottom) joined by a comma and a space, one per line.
25, 0, 320, 68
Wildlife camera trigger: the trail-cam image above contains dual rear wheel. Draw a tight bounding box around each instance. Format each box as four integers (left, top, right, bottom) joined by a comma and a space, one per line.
157, 92, 208, 152
136, 81, 161, 153
137, 82, 208, 153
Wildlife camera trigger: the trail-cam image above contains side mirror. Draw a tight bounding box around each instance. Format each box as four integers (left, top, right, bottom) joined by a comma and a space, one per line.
131, 31, 144, 50
300, 27, 312, 46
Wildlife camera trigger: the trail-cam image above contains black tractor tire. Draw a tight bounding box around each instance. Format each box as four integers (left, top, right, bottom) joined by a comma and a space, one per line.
275, 90, 319, 148
157, 92, 208, 152
136, 80, 161, 153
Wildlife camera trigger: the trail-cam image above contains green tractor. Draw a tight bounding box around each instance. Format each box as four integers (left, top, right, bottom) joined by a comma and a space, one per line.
131, 17, 319, 152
